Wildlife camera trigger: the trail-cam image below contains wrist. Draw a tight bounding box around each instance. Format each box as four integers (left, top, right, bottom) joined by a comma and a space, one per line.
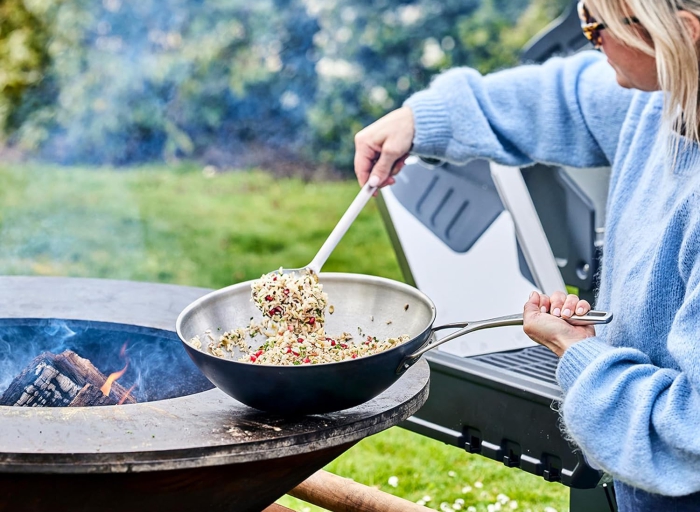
552, 331, 593, 357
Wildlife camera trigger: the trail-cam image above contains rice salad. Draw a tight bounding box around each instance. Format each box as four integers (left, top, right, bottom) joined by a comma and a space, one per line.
188, 269, 410, 365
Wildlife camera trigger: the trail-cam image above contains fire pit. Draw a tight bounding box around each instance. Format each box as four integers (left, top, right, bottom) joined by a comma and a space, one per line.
0, 276, 429, 512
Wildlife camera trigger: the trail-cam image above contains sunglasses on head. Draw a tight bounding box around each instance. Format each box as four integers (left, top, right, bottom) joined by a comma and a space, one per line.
577, 1, 641, 49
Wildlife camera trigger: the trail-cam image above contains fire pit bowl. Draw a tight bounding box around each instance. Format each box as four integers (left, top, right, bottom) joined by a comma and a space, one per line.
0, 277, 429, 512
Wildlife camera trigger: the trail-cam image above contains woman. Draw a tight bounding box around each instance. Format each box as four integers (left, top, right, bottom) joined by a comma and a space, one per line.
354, 1, 700, 509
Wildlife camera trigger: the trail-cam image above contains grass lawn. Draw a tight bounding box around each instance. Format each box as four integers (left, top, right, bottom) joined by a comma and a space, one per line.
0, 162, 569, 511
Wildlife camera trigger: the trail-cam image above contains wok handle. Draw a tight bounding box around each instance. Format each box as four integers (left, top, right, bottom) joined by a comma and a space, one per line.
396, 310, 613, 375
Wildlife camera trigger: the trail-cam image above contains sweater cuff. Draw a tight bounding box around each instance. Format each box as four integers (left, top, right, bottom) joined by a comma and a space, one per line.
404, 91, 453, 159
556, 337, 615, 393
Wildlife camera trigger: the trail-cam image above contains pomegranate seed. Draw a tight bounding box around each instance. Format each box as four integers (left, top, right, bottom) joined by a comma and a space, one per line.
255, 350, 263, 357
309, 317, 315, 324
292, 350, 299, 356
340, 343, 348, 349
250, 356, 257, 362
303, 357, 311, 364
265, 295, 273, 301
286, 347, 292, 353
330, 340, 336, 346
283, 289, 290, 295
273, 276, 277, 281
351, 354, 357, 359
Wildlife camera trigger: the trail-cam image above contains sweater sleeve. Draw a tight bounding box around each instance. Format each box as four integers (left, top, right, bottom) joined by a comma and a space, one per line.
556, 217, 700, 496
404, 51, 633, 168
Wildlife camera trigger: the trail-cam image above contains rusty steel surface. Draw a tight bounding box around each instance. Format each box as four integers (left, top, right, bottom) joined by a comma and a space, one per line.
0, 277, 430, 474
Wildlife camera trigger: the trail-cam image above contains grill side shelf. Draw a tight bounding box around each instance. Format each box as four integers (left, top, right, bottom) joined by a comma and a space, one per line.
401, 349, 601, 489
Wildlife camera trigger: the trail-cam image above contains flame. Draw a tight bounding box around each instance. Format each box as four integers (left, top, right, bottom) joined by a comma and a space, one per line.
117, 383, 137, 405
100, 361, 129, 396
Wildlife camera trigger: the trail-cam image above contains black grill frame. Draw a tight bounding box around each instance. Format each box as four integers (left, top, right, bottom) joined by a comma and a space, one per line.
472, 345, 559, 386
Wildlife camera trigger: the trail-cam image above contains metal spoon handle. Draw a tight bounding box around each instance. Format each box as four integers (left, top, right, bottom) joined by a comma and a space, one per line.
307, 182, 377, 274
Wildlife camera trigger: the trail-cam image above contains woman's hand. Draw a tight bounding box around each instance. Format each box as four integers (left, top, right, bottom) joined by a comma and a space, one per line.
354, 106, 415, 188
523, 291, 596, 357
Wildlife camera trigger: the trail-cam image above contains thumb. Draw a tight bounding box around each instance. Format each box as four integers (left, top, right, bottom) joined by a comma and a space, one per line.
368, 151, 396, 188
368, 141, 408, 188
524, 291, 541, 315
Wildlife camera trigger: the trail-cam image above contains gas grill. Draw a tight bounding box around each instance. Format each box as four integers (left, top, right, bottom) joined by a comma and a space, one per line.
380, 2, 618, 510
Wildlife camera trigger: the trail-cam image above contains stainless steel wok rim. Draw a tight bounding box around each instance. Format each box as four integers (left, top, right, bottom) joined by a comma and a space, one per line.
175, 272, 437, 370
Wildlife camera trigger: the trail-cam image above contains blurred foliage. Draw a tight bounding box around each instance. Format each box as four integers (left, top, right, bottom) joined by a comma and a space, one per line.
0, 0, 57, 136
0, 0, 570, 171
308, 0, 571, 168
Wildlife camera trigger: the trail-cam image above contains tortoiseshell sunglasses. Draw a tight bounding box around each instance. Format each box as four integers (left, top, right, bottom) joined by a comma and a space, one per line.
577, 1, 641, 49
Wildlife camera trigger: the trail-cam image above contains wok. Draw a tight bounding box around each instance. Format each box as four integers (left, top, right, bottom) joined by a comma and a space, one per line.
176, 273, 611, 415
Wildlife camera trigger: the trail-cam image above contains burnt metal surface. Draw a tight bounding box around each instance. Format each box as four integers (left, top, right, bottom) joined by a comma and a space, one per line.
0, 277, 430, 473
1, 443, 356, 512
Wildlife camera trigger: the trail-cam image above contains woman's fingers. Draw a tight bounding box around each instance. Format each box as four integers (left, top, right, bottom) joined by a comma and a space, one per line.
575, 299, 591, 316
523, 291, 596, 357
353, 136, 380, 186
371, 141, 407, 186
549, 291, 567, 317
531, 290, 593, 320
354, 107, 415, 188
561, 294, 581, 318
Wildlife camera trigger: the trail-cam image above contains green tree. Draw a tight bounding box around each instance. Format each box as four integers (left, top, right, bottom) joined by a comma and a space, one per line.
0, 0, 57, 136
458, 0, 571, 73
0, 0, 571, 169
306, 0, 570, 171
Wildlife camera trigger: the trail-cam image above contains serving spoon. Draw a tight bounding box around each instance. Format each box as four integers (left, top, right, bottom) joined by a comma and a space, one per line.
274, 181, 377, 277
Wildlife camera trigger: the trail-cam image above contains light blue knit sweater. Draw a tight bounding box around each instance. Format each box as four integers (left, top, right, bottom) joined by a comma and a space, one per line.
405, 51, 700, 496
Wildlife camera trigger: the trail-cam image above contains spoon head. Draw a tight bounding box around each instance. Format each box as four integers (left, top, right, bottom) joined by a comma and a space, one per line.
270, 267, 318, 280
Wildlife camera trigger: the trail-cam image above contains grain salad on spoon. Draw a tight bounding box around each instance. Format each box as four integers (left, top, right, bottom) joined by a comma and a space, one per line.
188, 269, 410, 365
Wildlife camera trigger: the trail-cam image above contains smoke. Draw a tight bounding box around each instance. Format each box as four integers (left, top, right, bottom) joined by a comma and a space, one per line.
0, 319, 80, 392
0, 318, 212, 403
0, 166, 150, 278
11, 0, 320, 167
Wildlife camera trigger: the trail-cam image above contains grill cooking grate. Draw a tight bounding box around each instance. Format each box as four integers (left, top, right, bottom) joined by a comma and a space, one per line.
470, 345, 559, 385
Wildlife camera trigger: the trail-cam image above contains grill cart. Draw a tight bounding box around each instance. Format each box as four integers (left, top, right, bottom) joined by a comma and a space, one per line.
380, 3, 618, 510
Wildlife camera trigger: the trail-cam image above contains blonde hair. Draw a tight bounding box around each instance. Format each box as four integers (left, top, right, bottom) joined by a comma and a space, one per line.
589, 0, 700, 149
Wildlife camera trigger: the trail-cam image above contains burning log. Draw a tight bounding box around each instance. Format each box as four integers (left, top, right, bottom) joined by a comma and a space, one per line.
0, 350, 137, 407
69, 383, 119, 407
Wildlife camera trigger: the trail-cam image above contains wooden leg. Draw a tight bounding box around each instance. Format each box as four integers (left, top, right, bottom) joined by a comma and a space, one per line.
288, 470, 427, 512
262, 505, 296, 512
